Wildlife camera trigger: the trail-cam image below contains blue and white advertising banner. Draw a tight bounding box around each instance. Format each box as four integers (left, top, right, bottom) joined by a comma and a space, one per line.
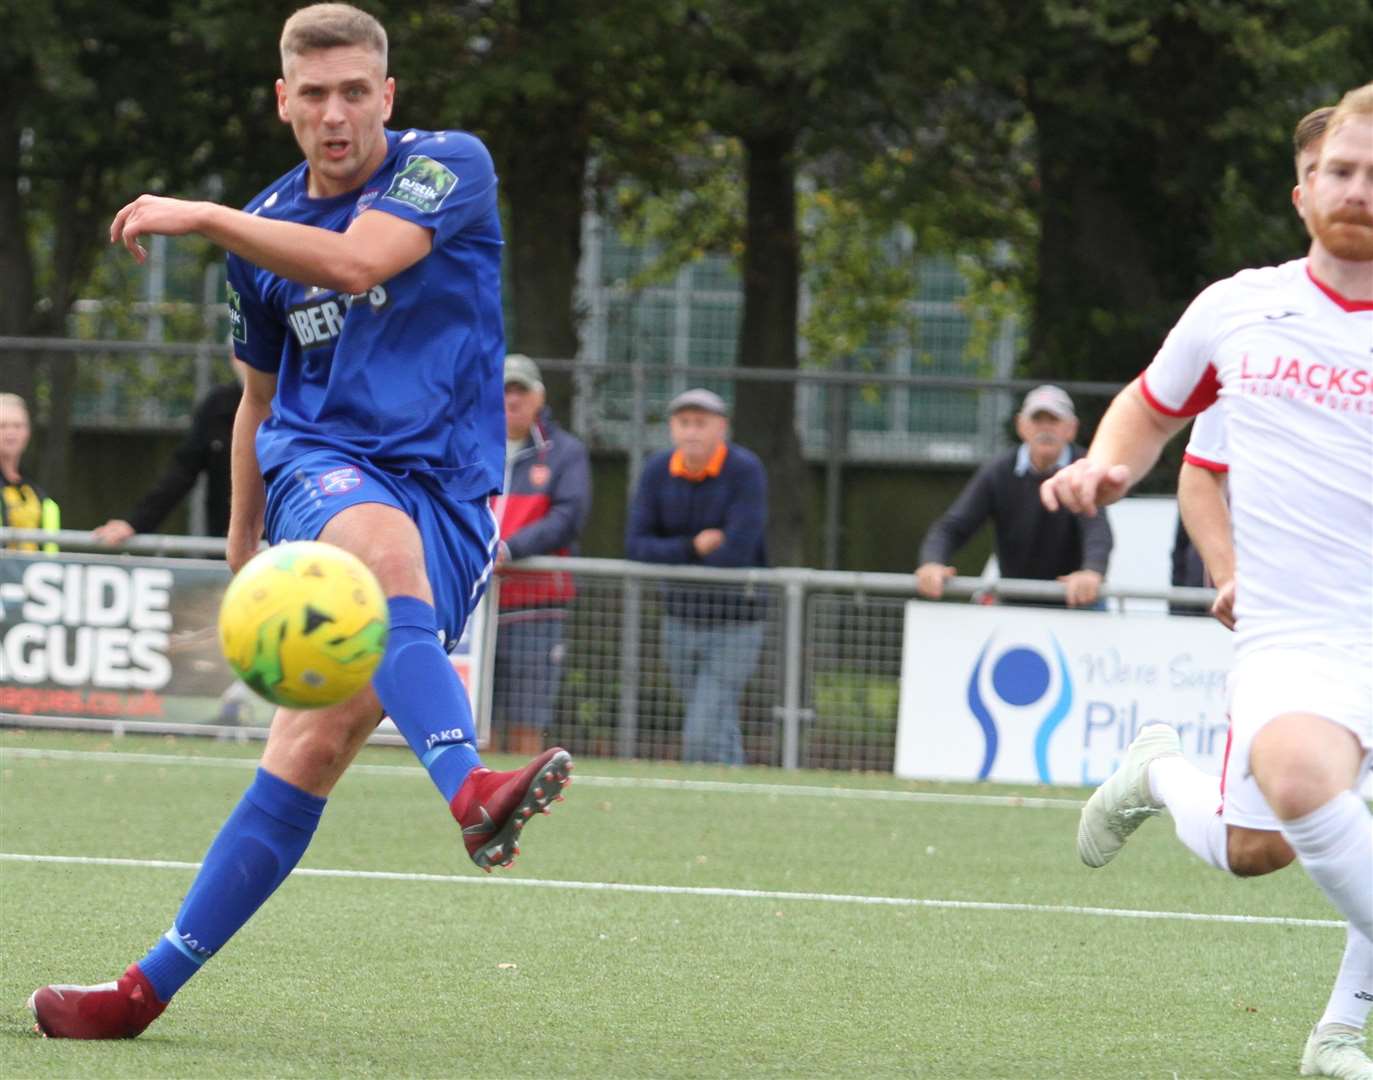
897, 604, 1373, 796
896, 604, 1239, 788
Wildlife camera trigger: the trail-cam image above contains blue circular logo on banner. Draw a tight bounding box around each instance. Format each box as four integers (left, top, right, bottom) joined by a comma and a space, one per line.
991, 647, 1051, 707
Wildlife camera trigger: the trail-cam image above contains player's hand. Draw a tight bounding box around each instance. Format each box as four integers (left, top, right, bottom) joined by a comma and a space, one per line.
1210, 579, 1237, 631
92, 519, 136, 546
1058, 569, 1102, 608
1040, 460, 1132, 516
110, 195, 208, 263
693, 528, 725, 556
915, 562, 956, 599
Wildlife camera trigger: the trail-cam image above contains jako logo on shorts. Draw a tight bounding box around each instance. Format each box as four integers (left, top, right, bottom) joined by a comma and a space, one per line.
318, 467, 363, 495
965, 634, 1073, 783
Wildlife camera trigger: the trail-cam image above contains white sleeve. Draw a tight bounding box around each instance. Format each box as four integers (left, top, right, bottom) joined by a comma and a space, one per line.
1138, 281, 1228, 417
1183, 402, 1228, 472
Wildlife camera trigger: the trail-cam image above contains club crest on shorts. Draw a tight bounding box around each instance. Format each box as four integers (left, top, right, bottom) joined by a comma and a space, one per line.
318, 467, 363, 495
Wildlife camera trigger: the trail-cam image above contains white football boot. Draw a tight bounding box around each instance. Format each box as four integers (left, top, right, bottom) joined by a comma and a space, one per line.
1077, 722, 1182, 868
1301, 1025, 1373, 1080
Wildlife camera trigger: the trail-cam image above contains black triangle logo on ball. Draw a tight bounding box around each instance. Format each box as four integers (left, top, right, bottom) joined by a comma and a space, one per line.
303, 605, 335, 635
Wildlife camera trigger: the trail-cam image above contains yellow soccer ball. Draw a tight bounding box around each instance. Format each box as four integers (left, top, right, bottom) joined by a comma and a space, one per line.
218, 541, 389, 709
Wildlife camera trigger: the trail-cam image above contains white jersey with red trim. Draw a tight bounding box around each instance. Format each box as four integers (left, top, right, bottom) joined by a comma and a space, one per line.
1183, 402, 1228, 473
1141, 257, 1373, 659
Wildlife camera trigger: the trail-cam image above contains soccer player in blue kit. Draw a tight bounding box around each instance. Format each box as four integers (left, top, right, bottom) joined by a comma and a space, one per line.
28, 2, 573, 1040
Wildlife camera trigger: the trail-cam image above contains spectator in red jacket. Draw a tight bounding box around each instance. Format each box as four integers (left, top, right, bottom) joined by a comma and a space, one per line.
490, 355, 592, 753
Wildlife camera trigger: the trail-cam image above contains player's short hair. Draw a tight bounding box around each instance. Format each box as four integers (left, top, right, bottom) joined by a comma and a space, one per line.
280, 3, 387, 74
1292, 107, 1333, 162
0, 393, 29, 421
1325, 82, 1373, 141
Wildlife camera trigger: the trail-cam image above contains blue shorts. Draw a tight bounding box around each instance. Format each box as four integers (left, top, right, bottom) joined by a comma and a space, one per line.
263, 449, 498, 647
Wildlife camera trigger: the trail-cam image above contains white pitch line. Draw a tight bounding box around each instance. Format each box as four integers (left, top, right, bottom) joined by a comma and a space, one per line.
0, 746, 1082, 810
0, 852, 1343, 930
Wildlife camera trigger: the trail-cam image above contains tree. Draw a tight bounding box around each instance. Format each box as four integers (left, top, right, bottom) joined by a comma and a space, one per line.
388, 0, 689, 413
2, 0, 293, 493
613, 1, 1025, 565
1011, 0, 1373, 385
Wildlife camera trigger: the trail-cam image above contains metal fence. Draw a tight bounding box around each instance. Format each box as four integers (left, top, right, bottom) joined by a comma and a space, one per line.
0, 529, 1217, 773
491, 556, 1212, 773
3, 335, 1128, 569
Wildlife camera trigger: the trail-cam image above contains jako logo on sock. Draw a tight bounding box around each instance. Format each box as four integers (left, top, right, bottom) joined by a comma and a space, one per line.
425, 728, 467, 751
178, 929, 215, 960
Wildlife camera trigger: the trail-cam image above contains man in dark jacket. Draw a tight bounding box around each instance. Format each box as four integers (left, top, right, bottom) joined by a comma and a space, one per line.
92, 359, 243, 544
915, 385, 1112, 608
491, 355, 592, 753
626, 388, 768, 765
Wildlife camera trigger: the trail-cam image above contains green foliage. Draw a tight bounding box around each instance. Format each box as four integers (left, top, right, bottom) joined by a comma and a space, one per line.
1015, 0, 1373, 381
613, 135, 747, 289
8, 0, 1369, 412
811, 671, 900, 733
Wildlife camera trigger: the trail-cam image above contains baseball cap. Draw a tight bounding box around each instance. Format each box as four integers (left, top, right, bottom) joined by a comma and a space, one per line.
1019, 385, 1075, 419
668, 388, 729, 417
504, 354, 543, 390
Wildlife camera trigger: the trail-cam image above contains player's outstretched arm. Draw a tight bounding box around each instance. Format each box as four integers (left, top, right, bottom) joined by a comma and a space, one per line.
1041, 379, 1187, 515
111, 195, 431, 294
226, 365, 276, 574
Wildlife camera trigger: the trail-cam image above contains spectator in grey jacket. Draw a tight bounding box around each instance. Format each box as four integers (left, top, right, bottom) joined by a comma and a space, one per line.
915, 385, 1112, 608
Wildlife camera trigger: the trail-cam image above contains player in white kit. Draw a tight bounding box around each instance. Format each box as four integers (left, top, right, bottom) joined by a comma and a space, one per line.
1043, 84, 1373, 1079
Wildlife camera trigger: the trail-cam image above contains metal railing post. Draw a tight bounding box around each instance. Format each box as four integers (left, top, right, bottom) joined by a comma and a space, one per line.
824, 380, 846, 570
626, 362, 648, 502
618, 576, 642, 759
781, 577, 805, 770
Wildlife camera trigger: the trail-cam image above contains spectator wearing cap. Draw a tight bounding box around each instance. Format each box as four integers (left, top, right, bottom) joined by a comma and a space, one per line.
490, 354, 592, 754
626, 388, 768, 765
915, 385, 1112, 608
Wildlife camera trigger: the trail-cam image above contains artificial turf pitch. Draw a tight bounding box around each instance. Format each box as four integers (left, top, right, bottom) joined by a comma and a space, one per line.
0, 728, 1348, 1079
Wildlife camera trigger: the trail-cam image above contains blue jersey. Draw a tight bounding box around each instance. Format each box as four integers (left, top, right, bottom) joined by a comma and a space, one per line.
227, 128, 506, 500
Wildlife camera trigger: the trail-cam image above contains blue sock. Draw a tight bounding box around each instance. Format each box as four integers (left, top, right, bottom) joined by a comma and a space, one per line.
137, 768, 325, 1003
370, 595, 483, 803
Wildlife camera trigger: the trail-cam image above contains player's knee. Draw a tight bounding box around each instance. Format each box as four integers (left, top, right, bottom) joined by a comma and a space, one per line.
1250, 716, 1357, 819
269, 693, 380, 786
1255, 769, 1332, 821
1226, 829, 1295, 877
360, 544, 429, 599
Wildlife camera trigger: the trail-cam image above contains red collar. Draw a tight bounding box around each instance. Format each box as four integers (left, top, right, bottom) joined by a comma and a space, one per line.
1306, 264, 1373, 312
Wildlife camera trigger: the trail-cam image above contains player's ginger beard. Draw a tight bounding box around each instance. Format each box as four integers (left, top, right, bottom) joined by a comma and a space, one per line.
1314, 207, 1373, 261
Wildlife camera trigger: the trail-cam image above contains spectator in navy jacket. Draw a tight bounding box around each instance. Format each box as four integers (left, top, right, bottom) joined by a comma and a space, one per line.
626, 388, 768, 765
491, 355, 592, 753
915, 385, 1112, 608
